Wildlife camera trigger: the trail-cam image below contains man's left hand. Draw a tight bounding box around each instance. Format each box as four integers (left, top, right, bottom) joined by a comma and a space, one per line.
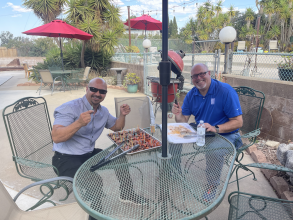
120, 104, 131, 116
204, 123, 217, 133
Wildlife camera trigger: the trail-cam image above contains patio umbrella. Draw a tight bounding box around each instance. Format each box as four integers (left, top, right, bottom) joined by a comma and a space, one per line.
123, 14, 162, 38
23, 20, 93, 70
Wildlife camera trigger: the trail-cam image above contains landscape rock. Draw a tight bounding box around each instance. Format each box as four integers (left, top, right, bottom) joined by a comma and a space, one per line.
266, 140, 280, 149
277, 143, 289, 166
285, 150, 293, 179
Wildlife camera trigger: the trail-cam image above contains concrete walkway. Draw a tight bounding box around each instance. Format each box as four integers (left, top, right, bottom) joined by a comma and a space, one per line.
0, 70, 277, 218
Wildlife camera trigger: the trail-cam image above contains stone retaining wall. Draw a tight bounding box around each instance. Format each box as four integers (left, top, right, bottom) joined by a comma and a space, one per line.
224, 75, 293, 143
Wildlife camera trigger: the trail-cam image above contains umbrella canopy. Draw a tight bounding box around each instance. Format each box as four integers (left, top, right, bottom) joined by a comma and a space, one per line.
23, 20, 93, 70
124, 14, 162, 37
23, 20, 93, 40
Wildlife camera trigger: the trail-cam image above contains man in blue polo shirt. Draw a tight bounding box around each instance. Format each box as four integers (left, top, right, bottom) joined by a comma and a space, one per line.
172, 63, 243, 202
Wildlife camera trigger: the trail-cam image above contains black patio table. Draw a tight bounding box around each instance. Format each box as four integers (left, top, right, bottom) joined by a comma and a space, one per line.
73, 127, 236, 220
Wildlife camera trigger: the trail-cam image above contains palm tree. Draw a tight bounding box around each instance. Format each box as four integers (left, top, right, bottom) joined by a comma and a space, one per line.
215, 1, 223, 17
227, 5, 236, 22
264, 0, 275, 32
245, 8, 255, 29
23, 0, 65, 24
66, 0, 123, 67
197, 6, 205, 27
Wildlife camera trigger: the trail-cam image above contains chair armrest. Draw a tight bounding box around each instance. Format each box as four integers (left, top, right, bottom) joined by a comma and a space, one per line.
228, 190, 293, 204
236, 129, 260, 153
14, 156, 54, 169
14, 176, 73, 202
13, 156, 59, 176
244, 163, 293, 173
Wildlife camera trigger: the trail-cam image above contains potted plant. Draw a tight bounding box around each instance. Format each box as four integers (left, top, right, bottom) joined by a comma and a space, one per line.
277, 53, 293, 81
123, 72, 141, 93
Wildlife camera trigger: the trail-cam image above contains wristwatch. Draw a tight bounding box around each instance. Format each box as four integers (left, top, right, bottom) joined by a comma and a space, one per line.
215, 125, 220, 133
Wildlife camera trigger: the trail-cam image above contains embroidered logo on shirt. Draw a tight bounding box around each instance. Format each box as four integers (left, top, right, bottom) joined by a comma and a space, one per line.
211, 98, 215, 105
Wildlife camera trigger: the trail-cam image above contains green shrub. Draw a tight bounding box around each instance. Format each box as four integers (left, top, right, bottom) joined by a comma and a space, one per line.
125, 45, 140, 53
123, 72, 141, 87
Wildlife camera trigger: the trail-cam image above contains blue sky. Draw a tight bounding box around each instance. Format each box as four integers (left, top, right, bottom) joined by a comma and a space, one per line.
1, 0, 258, 38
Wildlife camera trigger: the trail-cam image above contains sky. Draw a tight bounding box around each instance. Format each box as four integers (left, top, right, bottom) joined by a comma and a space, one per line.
0, 0, 259, 39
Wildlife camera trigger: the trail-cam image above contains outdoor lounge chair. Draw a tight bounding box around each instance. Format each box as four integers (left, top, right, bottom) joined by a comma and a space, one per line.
114, 96, 154, 130
38, 70, 62, 95
237, 41, 247, 52
0, 177, 88, 219
229, 87, 265, 187
2, 97, 73, 210
269, 40, 279, 52
23, 62, 33, 78
228, 164, 293, 220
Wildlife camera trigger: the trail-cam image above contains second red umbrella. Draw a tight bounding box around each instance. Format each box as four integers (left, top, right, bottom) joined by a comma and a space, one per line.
23, 20, 93, 70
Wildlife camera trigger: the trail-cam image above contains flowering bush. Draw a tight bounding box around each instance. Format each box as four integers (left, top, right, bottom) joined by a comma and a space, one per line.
123, 72, 141, 87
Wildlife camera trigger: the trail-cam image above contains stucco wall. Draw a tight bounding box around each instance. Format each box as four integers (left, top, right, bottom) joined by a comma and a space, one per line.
0, 57, 45, 67
224, 75, 293, 143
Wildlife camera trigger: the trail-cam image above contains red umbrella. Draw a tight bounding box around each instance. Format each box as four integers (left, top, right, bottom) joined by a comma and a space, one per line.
124, 14, 162, 37
23, 20, 93, 70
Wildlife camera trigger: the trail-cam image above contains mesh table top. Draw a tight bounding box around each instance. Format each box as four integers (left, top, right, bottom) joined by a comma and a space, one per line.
73, 128, 236, 220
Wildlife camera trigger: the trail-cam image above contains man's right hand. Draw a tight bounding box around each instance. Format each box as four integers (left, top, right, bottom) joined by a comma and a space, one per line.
172, 102, 182, 115
77, 110, 94, 126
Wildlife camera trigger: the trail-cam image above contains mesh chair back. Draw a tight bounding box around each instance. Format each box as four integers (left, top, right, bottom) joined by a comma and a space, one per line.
82, 67, 91, 80
269, 40, 278, 50
39, 70, 53, 84
237, 41, 246, 50
115, 97, 151, 130
2, 97, 57, 181
234, 87, 265, 135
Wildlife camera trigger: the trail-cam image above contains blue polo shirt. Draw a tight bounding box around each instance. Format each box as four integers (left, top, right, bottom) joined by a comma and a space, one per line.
182, 79, 242, 134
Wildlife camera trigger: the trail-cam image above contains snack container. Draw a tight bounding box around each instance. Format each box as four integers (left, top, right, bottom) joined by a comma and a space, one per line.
107, 128, 162, 155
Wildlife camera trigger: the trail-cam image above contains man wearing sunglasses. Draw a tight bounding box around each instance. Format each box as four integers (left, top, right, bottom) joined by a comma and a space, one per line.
51, 78, 146, 212
171, 63, 243, 202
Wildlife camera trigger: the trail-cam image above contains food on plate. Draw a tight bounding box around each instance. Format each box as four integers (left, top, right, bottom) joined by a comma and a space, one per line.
108, 128, 161, 154
168, 125, 193, 137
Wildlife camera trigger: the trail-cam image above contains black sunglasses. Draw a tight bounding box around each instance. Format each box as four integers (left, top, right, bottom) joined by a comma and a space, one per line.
89, 87, 107, 94
191, 71, 208, 79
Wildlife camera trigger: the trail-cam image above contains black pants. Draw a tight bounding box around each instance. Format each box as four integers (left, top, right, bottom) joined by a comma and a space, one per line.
52, 148, 103, 178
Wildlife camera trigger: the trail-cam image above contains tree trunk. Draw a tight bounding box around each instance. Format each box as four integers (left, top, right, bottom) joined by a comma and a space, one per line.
81, 41, 86, 68
247, 21, 250, 29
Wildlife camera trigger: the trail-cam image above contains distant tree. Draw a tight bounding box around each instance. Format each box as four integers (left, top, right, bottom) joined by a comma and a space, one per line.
172, 17, 178, 37
168, 19, 173, 38
0, 31, 13, 46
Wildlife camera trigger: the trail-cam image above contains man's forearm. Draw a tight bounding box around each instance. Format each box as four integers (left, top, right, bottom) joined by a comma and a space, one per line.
175, 113, 189, 123
112, 115, 126, 131
52, 121, 83, 143
218, 116, 243, 133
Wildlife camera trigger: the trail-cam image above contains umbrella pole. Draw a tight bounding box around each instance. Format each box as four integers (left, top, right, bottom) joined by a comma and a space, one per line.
59, 35, 64, 71
158, 0, 171, 159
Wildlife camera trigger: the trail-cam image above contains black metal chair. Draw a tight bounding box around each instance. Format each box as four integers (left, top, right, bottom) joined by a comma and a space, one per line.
229, 87, 265, 187
228, 164, 293, 220
2, 97, 72, 210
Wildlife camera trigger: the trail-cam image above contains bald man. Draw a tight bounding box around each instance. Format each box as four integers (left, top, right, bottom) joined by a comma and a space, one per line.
52, 78, 145, 209
171, 64, 243, 202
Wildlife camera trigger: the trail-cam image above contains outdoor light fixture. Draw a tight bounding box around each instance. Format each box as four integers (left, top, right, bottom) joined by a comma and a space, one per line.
219, 26, 236, 74
143, 39, 151, 50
